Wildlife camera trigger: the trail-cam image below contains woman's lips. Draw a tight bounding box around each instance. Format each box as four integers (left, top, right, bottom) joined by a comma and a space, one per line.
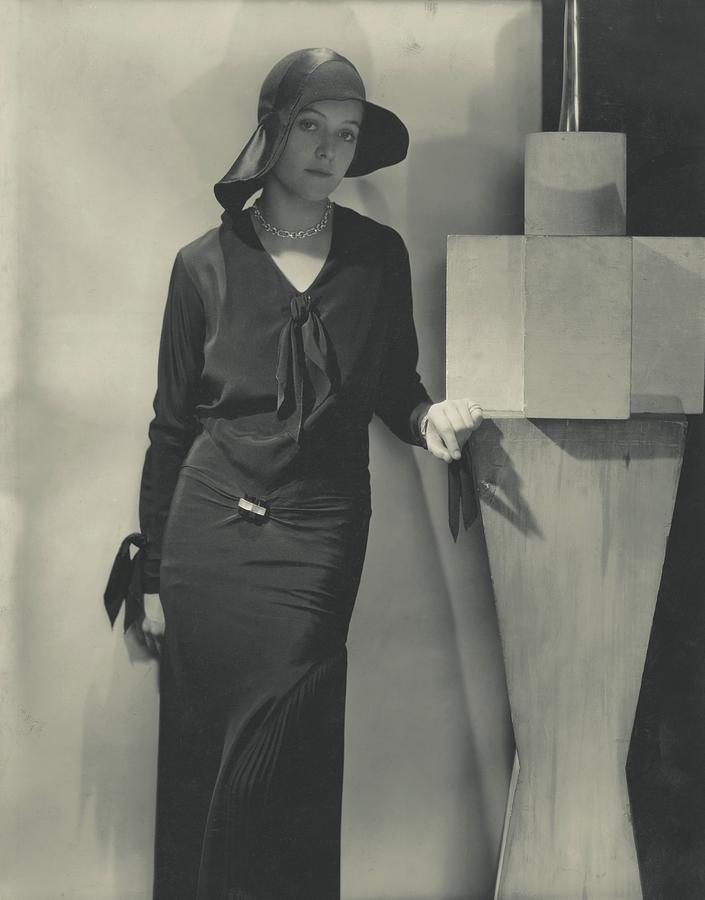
305, 168, 333, 178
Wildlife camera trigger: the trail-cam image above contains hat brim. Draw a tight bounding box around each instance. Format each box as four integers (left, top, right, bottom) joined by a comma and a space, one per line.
214, 97, 409, 211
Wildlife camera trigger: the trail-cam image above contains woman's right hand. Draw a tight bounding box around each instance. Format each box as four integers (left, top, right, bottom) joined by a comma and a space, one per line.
140, 592, 165, 656
422, 398, 484, 462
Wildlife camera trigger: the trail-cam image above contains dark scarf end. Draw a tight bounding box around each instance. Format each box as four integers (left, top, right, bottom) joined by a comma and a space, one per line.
448, 443, 479, 541
103, 532, 147, 633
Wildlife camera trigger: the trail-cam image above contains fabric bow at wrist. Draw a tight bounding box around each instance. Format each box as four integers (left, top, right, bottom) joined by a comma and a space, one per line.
103, 532, 147, 632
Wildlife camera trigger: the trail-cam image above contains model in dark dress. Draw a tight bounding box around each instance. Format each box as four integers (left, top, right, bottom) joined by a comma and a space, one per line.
104, 47, 482, 900
140, 201, 432, 900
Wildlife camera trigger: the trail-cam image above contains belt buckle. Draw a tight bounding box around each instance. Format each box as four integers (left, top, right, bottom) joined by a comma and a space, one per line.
238, 495, 269, 523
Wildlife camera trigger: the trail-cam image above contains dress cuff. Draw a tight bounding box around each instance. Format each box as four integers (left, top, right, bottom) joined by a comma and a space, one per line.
141, 559, 161, 595
411, 400, 433, 448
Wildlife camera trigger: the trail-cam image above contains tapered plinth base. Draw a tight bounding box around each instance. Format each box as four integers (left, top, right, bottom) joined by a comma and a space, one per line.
473, 417, 686, 900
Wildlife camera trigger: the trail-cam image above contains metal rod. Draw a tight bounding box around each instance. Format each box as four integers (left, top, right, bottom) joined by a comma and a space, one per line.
558, 0, 580, 131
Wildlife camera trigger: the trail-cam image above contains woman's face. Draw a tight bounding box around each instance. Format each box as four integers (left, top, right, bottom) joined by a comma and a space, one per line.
267, 99, 364, 202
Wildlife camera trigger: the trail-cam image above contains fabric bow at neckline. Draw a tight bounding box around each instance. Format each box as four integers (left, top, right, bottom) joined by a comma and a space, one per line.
275, 293, 338, 441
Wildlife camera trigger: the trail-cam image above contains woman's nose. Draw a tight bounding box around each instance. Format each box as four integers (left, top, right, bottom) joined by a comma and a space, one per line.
316, 135, 334, 160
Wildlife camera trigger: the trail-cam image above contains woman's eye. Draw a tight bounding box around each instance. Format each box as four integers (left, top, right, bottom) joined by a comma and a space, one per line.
298, 119, 317, 131
339, 130, 358, 143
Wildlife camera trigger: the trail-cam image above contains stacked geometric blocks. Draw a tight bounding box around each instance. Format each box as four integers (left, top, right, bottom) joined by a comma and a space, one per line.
447, 134, 705, 899
448, 133, 705, 419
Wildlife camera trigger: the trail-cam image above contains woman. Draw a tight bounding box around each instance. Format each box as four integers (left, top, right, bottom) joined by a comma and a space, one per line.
106, 47, 483, 900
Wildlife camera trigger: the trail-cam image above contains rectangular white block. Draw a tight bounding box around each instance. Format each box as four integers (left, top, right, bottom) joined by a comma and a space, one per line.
524, 237, 632, 419
446, 235, 524, 416
524, 132, 627, 236
631, 236, 705, 414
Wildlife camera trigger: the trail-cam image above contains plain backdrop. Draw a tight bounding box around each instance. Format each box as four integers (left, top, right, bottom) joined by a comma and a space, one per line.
1, 2, 540, 898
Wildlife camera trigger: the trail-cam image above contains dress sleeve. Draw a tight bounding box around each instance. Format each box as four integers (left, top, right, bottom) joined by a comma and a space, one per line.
374, 232, 434, 446
138, 251, 206, 593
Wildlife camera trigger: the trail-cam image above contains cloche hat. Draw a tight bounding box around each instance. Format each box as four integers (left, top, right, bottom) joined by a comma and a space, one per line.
214, 47, 410, 211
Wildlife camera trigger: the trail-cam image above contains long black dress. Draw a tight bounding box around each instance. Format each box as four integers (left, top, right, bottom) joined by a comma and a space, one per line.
138, 203, 432, 900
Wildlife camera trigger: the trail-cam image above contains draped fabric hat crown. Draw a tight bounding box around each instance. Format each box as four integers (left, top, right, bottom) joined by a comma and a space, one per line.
214, 47, 410, 211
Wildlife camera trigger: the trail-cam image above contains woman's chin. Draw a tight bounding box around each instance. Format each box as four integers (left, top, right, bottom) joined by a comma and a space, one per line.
297, 185, 337, 204
265, 169, 342, 205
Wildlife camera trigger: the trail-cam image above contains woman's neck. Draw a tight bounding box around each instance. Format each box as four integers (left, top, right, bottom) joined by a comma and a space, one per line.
257, 182, 329, 233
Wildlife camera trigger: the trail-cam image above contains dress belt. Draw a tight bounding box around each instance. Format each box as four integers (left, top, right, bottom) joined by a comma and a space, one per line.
104, 468, 475, 633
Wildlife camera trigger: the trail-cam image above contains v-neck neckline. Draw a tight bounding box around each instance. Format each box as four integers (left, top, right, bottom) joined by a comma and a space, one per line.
245, 202, 339, 297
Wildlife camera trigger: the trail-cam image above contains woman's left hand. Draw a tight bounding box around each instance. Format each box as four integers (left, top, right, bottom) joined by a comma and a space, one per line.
423, 398, 484, 463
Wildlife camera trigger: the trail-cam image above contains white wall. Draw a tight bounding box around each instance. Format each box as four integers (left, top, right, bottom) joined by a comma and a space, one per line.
2, 2, 541, 898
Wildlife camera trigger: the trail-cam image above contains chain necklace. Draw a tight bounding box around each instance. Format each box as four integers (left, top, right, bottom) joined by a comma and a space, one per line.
251, 200, 333, 240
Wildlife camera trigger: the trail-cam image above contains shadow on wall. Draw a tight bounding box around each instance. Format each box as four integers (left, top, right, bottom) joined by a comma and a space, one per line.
407, 6, 539, 397
13, 375, 161, 896
80, 632, 159, 878
164, 1, 375, 229
363, 423, 498, 895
